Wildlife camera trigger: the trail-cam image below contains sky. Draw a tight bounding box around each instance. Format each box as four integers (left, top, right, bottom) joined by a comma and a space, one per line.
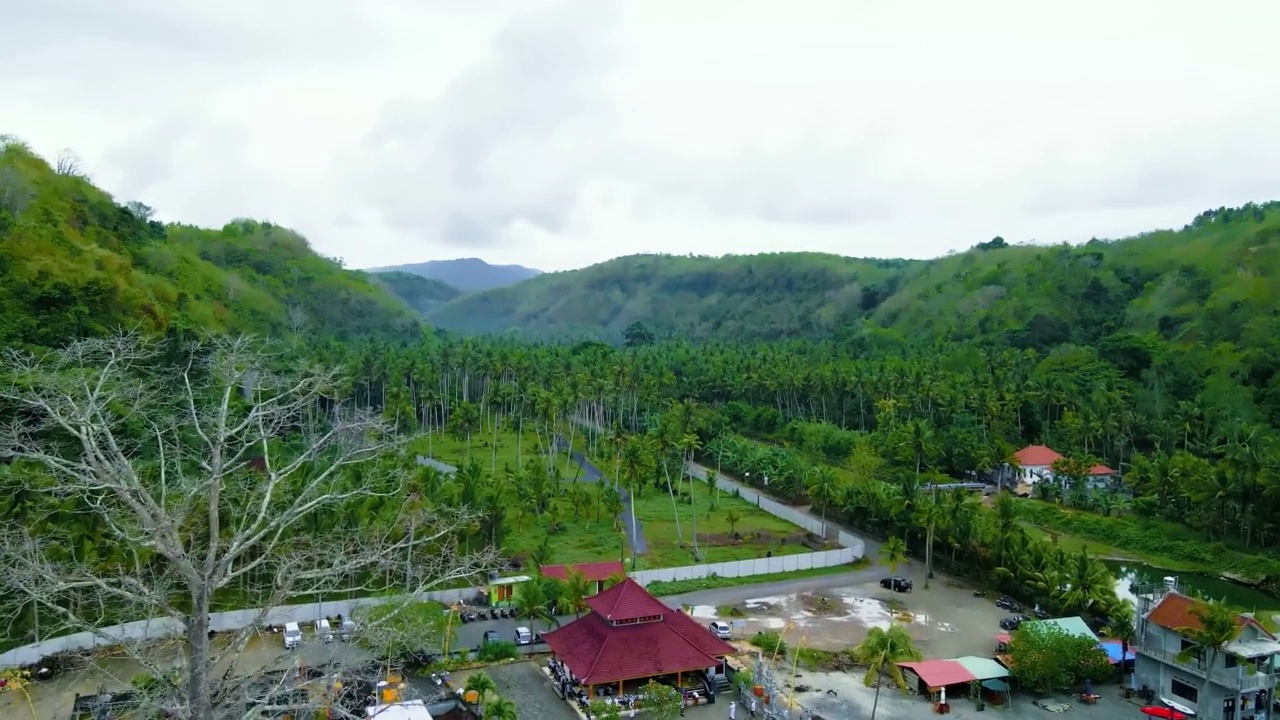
6, 0, 1280, 273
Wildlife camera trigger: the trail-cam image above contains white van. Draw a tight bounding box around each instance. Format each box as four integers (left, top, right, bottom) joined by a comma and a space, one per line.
515, 627, 533, 645
283, 622, 302, 650
317, 618, 334, 643
340, 618, 356, 642
709, 621, 732, 639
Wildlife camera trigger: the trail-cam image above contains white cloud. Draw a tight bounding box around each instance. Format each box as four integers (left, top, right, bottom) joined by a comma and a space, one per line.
5, 0, 1279, 272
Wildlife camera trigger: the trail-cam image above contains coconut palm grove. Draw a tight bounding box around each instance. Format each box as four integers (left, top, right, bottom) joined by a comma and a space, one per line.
2, 136, 1280, 717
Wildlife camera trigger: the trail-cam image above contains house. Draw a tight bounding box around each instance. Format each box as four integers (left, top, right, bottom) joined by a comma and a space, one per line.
540, 561, 625, 596
1085, 464, 1120, 491
1013, 445, 1064, 484
541, 577, 734, 698
1134, 587, 1280, 720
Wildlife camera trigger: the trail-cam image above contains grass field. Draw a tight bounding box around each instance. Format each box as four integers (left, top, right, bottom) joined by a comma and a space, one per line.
629, 483, 816, 566
410, 428, 817, 569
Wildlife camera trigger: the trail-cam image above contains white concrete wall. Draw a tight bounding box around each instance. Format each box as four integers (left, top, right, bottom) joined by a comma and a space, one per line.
2, 466, 868, 669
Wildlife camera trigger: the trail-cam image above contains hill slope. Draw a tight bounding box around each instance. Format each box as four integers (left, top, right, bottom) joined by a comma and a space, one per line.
426, 252, 916, 340
426, 205, 1280, 349
370, 257, 542, 292
374, 271, 464, 314
0, 137, 420, 347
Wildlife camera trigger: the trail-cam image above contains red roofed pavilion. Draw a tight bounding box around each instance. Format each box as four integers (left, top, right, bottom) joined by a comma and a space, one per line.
541, 577, 735, 696
540, 561, 625, 595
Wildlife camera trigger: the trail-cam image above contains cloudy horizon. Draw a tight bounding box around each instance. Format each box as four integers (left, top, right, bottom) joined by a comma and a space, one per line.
6, 0, 1280, 272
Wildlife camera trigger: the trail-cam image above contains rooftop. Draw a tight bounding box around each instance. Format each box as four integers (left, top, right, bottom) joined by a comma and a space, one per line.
1031, 616, 1098, 641
586, 577, 673, 623
367, 700, 434, 720
1146, 592, 1276, 648
1014, 445, 1064, 467
543, 579, 734, 685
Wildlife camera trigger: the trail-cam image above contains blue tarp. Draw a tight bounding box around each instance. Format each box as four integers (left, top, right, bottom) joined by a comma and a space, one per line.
1099, 640, 1135, 664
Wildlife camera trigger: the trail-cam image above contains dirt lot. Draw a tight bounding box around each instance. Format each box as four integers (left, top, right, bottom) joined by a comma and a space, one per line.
453, 661, 579, 720
692, 570, 1013, 660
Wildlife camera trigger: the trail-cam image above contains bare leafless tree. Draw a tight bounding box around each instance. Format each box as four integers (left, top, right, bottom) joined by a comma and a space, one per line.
0, 166, 34, 216
125, 200, 155, 221
54, 149, 83, 177
0, 333, 498, 720
286, 304, 309, 338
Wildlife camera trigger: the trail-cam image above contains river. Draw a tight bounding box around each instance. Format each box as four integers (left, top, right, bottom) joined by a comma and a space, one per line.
1108, 560, 1280, 617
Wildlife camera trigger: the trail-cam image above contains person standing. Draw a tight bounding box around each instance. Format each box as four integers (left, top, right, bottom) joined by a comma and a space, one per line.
729, 700, 737, 719
750, 697, 757, 717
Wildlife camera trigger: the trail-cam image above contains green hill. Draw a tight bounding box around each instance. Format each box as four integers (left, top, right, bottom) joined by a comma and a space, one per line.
374, 271, 464, 314
370, 257, 542, 292
0, 137, 421, 347
426, 252, 917, 340
426, 205, 1280, 350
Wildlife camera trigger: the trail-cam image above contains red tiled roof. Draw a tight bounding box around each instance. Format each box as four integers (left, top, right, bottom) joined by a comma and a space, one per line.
665, 607, 737, 658
1014, 445, 1064, 467
1088, 465, 1118, 476
586, 577, 672, 622
542, 609, 731, 685
899, 660, 976, 688
1146, 592, 1275, 639
541, 561, 626, 583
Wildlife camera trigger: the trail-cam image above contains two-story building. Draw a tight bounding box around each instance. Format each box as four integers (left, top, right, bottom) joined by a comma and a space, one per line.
1134, 586, 1279, 720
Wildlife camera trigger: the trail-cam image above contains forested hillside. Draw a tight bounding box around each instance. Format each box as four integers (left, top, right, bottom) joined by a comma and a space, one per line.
427, 206, 1280, 350
0, 137, 421, 347
374, 271, 463, 314
371, 257, 542, 292
427, 252, 917, 340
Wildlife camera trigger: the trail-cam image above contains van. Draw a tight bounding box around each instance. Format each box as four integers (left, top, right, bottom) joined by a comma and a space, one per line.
709, 621, 732, 640
515, 627, 533, 645
317, 618, 334, 643
283, 622, 302, 650
340, 618, 356, 642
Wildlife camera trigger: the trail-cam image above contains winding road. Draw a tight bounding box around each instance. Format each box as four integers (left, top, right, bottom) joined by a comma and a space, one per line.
554, 436, 648, 554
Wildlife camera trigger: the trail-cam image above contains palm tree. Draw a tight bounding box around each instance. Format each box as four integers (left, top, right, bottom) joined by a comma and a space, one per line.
1059, 549, 1114, 614
1175, 597, 1241, 709
913, 494, 945, 589
879, 536, 907, 573
855, 623, 923, 720
562, 568, 591, 617
515, 580, 560, 633
464, 672, 497, 716
486, 694, 519, 720
724, 508, 742, 536
1105, 605, 1137, 683
806, 465, 841, 538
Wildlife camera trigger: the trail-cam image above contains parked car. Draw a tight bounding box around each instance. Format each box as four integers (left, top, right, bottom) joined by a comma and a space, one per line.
340, 618, 356, 641
483, 630, 500, 645
515, 627, 534, 645
1032, 606, 1051, 620
999, 615, 1029, 631
880, 576, 913, 593
709, 621, 732, 639
995, 596, 1022, 612
282, 622, 302, 650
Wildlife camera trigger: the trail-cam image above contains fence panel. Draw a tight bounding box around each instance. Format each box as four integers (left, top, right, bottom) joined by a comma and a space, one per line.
4, 469, 869, 668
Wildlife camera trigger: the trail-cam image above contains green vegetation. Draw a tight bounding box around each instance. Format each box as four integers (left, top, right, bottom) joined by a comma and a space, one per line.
0, 137, 420, 347
853, 624, 922, 720
370, 258, 542, 293
644, 564, 860, 597
1008, 621, 1114, 693
375, 271, 463, 314
427, 252, 912, 340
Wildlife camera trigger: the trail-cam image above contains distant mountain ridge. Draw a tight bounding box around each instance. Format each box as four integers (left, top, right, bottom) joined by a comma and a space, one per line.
370, 257, 542, 293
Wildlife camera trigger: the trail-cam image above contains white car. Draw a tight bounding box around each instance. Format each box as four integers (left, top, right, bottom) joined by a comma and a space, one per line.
708, 621, 731, 639
317, 618, 334, 643
515, 626, 533, 645
282, 622, 302, 650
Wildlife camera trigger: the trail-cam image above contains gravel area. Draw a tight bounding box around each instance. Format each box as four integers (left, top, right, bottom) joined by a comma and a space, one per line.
454, 660, 580, 720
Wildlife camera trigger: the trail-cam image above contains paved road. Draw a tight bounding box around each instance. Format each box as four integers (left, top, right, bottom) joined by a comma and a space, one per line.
555, 435, 648, 554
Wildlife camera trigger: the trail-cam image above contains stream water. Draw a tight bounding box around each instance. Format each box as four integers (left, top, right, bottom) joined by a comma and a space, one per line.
1108, 560, 1279, 614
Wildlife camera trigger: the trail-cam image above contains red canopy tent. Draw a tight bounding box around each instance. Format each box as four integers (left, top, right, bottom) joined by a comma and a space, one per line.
898, 659, 978, 688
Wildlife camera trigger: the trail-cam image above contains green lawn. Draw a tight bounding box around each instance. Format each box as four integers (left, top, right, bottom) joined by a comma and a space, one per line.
410, 426, 572, 479
629, 484, 815, 567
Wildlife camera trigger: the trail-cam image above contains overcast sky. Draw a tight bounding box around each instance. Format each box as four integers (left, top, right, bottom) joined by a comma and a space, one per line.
7, 0, 1280, 272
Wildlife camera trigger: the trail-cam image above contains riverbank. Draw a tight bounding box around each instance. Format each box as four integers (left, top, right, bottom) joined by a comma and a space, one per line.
1017, 500, 1280, 588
